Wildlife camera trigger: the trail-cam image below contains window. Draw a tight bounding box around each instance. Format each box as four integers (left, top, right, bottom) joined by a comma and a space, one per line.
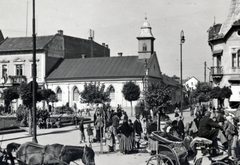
232, 50, 240, 68
232, 53, 236, 67
109, 86, 115, 101
142, 43, 147, 51
16, 64, 23, 76
2, 65, 7, 78
73, 87, 79, 101
57, 87, 62, 101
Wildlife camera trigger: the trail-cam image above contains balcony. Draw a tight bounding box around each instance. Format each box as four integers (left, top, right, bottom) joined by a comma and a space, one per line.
210, 66, 223, 81
9, 75, 27, 84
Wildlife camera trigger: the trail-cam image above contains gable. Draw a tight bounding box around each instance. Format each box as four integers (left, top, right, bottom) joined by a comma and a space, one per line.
13, 58, 25, 62
148, 52, 161, 78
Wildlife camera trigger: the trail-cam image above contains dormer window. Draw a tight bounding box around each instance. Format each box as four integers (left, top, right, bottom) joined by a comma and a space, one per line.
142, 43, 147, 51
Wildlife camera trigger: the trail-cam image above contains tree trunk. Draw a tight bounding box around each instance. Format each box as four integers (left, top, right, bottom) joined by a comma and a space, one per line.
157, 112, 161, 131
28, 108, 33, 136
130, 101, 133, 117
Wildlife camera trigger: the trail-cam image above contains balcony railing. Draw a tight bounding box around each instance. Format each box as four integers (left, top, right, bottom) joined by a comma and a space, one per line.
211, 66, 223, 75
9, 75, 27, 84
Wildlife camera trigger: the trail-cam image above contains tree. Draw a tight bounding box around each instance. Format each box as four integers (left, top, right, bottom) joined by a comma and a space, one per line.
40, 89, 56, 112
122, 81, 140, 116
192, 82, 212, 105
144, 82, 172, 130
18, 82, 43, 135
3, 87, 19, 113
210, 86, 232, 108
49, 94, 58, 113
80, 82, 111, 105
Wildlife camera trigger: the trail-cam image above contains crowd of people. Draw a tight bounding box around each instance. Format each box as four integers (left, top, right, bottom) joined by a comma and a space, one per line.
186, 104, 240, 160
77, 104, 162, 154
76, 103, 240, 160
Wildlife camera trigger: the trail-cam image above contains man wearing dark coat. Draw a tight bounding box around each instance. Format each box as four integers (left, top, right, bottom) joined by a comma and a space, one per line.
198, 111, 227, 155
133, 115, 143, 149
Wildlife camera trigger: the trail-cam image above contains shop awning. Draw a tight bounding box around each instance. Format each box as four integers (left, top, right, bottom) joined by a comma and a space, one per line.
230, 85, 240, 102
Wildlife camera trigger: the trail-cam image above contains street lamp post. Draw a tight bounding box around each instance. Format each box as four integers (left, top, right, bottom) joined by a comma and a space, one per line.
180, 30, 185, 116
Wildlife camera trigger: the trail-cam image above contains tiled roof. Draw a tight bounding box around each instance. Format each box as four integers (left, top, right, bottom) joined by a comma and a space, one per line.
0, 36, 54, 52
47, 56, 146, 80
162, 74, 179, 87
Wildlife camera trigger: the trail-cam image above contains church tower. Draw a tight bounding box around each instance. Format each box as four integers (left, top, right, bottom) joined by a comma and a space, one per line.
137, 17, 155, 59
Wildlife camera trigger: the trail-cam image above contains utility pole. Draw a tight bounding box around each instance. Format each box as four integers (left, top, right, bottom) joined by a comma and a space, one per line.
32, 0, 37, 143
180, 30, 185, 116
204, 61, 206, 83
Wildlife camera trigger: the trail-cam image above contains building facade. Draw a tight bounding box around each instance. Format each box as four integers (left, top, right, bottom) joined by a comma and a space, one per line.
46, 18, 163, 111
0, 18, 180, 113
208, 0, 240, 108
0, 30, 110, 110
183, 76, 199, 91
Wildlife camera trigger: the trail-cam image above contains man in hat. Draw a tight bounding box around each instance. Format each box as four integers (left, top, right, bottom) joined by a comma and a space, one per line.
133, 114, 143, 149
198, 111, 227, 156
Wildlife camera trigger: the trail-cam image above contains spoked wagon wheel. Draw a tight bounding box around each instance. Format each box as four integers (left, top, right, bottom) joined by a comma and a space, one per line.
146, 154, 174, 165
211, 161, 229, 165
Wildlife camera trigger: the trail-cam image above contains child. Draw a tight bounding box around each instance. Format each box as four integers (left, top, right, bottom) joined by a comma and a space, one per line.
226, 116, 239, 159
86, 124, 94, 143
106, 125, 115, 152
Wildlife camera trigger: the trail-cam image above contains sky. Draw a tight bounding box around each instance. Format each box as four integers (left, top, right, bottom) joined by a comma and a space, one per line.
0, 0, 231, 82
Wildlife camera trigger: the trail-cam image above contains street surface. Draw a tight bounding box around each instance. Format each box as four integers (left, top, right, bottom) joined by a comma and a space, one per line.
1, 108, 193, 165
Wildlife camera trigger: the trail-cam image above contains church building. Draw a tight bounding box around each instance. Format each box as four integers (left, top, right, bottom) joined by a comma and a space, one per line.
46, 17, 163, 110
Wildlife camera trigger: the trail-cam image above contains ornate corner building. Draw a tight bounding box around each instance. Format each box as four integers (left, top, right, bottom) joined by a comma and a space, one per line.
208, 0, 240, 108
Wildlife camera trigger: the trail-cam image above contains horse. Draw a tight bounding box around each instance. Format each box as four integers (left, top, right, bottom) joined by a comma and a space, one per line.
16, 142, 95, 165
6, 142, 21, 165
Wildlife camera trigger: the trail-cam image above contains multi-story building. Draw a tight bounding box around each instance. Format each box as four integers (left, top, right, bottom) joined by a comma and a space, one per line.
0, 30, 110, 109
208, 0, 240, 108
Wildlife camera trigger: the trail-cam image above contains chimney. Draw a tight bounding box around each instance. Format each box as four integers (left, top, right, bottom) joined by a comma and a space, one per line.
106, 44, 108, 48
58, 30, 63, 35
81, 54, 86, 58
118, 52, 123, 57
102, 43, 105, 46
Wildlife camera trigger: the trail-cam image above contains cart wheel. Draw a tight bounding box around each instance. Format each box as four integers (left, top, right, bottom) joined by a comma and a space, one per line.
210, 161, 229, 165
146, 154, 174, 165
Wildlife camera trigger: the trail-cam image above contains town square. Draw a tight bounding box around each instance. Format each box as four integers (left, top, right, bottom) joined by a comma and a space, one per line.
1, 0, 240, 165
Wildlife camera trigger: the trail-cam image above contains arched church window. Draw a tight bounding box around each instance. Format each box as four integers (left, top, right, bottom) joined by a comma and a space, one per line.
109, 85, 115, 101
56, 87, 62, 101
142, 43, 147, 51
73, 87, 79, 101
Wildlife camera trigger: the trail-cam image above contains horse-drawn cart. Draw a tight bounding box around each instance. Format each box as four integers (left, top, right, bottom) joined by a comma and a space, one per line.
146, 131, 240, 165
146, 131, 188, 165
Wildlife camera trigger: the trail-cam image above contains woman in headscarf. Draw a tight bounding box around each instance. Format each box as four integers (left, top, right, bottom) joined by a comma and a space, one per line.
119, 119, 134, 154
